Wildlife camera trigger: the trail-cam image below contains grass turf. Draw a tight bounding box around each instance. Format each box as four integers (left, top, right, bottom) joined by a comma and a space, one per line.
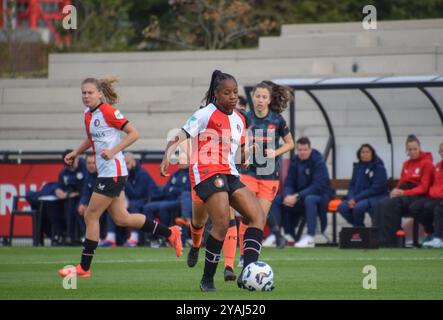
0, 246, 442, 300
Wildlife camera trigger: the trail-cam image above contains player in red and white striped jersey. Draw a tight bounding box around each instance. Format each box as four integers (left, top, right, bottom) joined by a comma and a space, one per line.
160, 70, 266, 292
58, 77, 182, 278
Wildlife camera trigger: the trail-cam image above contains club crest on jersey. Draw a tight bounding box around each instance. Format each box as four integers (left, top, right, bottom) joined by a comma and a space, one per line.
114, 110, 124, 119
94, 119, 100, 127
268, 124, 276, 131
414, 168, 421, 176
216, 122, 222, 128
214, 177, 224, 188
237, 124, 241, 133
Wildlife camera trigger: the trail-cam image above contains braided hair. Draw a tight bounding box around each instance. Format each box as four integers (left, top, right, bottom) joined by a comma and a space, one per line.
204, 70, 237, 106
252, 80, 294, 114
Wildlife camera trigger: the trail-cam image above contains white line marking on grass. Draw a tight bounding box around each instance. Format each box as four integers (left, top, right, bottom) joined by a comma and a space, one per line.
0, 256, 442, 265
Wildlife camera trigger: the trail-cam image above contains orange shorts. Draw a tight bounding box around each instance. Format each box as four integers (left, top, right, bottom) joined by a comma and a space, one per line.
191, 187, 204, 205
240, 174, 279, 201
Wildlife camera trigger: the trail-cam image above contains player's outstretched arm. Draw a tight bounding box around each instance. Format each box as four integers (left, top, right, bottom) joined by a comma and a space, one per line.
64, 138, 92, 166
160, 129, 188, 177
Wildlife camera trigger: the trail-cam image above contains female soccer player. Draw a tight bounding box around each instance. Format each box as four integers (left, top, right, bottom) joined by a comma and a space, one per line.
58, 77, 182, 278
238, 80, 294, 264
160, 70, 266, 292
185, 95, 251, 282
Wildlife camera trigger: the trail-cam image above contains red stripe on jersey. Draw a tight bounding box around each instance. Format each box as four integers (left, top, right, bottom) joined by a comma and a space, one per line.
84, 111, 95, 155
115, 158, 122, 177
100, 103, 128, 129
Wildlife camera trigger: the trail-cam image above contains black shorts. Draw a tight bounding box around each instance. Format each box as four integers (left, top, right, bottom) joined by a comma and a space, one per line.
194, 174, 245, 202
94, 176, 127, 198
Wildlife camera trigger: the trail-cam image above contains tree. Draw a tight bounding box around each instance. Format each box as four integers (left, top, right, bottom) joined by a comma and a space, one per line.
142, 0, 276, 50
56, 0, 134, 52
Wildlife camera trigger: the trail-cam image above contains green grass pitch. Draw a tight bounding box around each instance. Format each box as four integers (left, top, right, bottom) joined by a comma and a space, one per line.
0, 246, 442, 299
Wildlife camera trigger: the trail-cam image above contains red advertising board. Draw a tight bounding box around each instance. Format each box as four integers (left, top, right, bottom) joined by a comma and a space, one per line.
0, 162, 175, 237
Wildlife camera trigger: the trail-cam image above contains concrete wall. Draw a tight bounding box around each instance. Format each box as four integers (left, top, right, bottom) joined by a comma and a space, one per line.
1, 19, 442, 178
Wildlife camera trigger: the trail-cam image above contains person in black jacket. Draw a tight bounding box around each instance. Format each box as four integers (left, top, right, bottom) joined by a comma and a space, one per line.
55, 149, 87, 245
338, 144, 388, 227
281, 137, 335, 248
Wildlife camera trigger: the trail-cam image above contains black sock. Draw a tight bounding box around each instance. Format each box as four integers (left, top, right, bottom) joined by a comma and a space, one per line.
243, 227, 263, 269
203, 234, 224, 280
80, 238, 98, 271
140, 217, 171, 238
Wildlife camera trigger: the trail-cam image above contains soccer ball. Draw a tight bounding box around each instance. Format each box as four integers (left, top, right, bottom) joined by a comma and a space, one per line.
240, 261, 274, 291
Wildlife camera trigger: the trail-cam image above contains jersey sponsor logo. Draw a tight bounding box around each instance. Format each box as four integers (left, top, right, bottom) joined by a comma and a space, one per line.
214, 176, 225, 188
92, 132, 105, 138
114, 110, 124, 119
186, 115, 197, 126
215, 122, 222, 128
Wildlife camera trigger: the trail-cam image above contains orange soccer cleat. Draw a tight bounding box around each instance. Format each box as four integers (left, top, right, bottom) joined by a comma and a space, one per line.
58, 264, 91, 278
168, 225, 183, 257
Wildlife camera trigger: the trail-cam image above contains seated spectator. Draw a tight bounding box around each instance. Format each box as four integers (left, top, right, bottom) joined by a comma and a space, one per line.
373, 135, 434, 247
78, 154, 108, 241
99, 152, 160, 247
26, 181, 61, 245
409, 142, 443, 248
55, 149, 87, 245
337, 144, 388, 227
143, 154, 190, 247
281, 137, 335, 248
262, 194, 286, 248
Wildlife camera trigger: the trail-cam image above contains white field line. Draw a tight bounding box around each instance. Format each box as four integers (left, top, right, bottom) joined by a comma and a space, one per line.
0, 256, 442, 266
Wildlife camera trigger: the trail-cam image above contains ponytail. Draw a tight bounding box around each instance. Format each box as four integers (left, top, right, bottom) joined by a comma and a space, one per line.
203, 70, 237, 105
82, 77, 119, 105
253, 80, 294, 114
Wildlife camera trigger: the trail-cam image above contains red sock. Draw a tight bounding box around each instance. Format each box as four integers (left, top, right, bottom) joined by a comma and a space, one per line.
190, 223, 204, 248
238, 220, 248, 257
223, 220, 238, 270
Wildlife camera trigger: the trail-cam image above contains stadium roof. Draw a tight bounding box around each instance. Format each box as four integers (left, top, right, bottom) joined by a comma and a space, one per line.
244, 75, 443, 178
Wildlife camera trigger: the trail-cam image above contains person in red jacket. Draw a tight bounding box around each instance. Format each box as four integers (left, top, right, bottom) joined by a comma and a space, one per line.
409, 142, 443, 248
373, 135, 434, 247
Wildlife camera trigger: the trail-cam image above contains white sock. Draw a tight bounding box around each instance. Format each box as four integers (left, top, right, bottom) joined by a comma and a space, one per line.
129, 231, 139, 242
106, 232, 116, 242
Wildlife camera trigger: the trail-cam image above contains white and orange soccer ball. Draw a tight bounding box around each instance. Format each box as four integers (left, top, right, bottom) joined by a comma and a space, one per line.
240, 261, 274, 291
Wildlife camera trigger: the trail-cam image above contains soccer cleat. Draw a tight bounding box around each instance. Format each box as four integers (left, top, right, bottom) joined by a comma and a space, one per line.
422, 237, 443, 248
200, 277, 217, 292
262, 234, 276, 247
123, 239, 138, 247
275, 233, 287, 249
187, 246, 200, 267
175, 217, 191, 227
284, 233, 296, 246
224, 266, 236, 282
168, 225, 183, 257
237, 270, 246, 289
294, 235, 315, 248
58, 264, 91, 278
238, 256, 244, 267
98, 239, 116, 247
